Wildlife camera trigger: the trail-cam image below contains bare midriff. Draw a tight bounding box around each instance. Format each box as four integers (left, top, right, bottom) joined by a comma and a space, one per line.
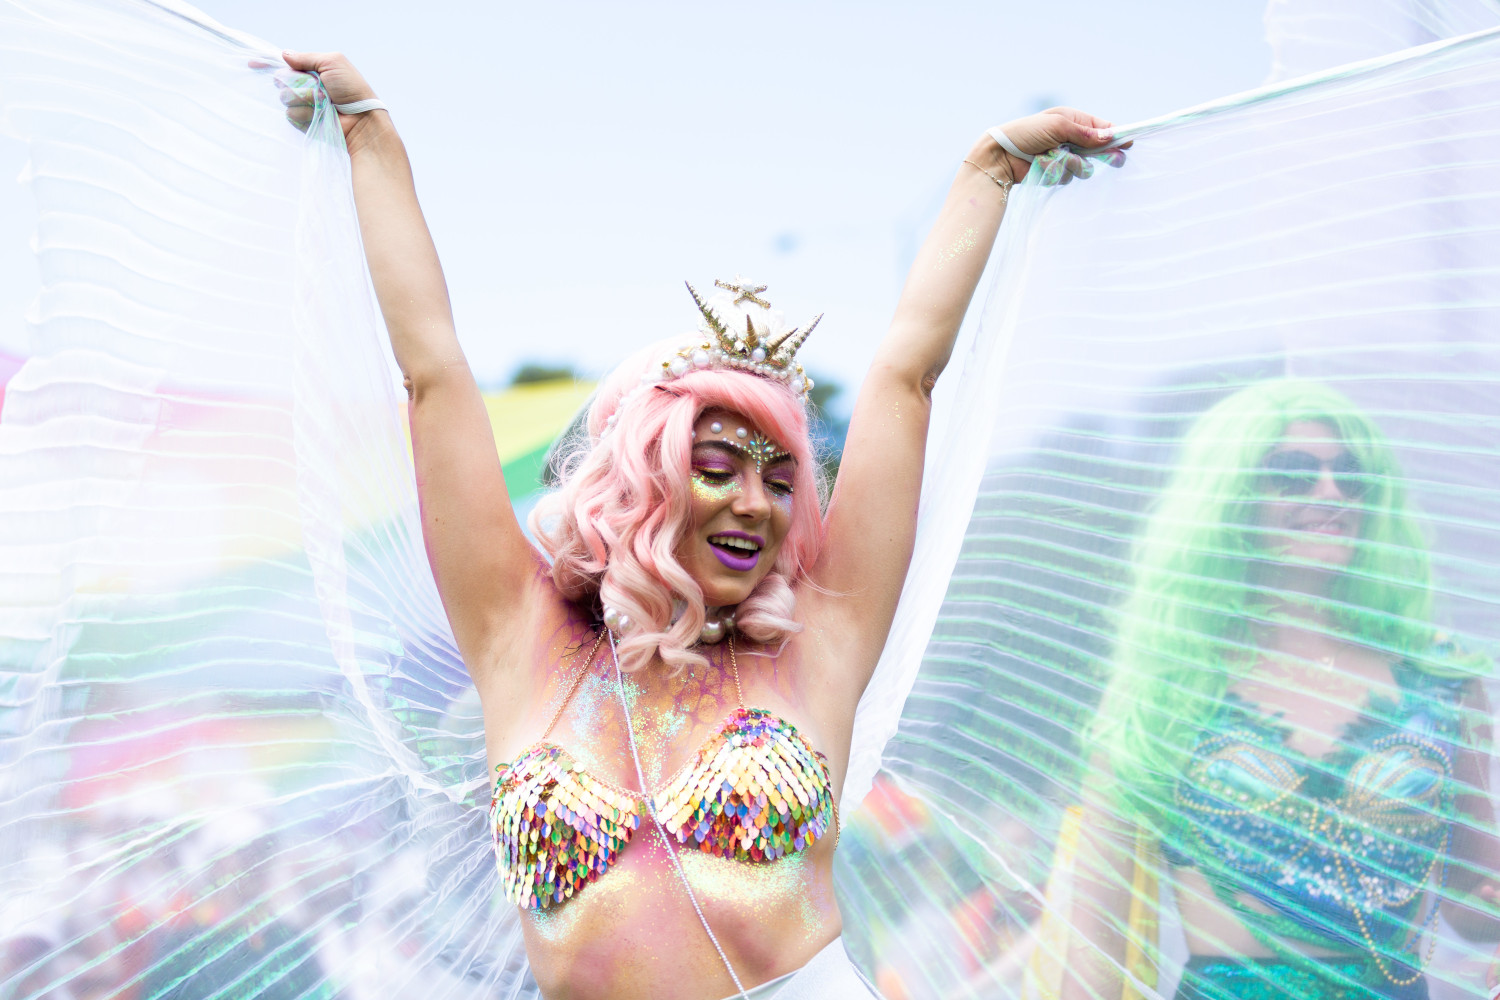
520, 832, 841, 999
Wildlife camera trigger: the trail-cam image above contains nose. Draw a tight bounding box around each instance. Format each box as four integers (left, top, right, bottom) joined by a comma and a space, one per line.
730, 473, 772, 519
1309, 468, 1345, 501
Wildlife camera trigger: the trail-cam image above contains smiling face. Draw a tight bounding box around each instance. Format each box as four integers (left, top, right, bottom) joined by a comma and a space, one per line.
677, 408, 796, 607
1255, 421, 1367, 576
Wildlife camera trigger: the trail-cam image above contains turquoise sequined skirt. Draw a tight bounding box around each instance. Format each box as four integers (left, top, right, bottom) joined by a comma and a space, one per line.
1175, 956, 1428, 1000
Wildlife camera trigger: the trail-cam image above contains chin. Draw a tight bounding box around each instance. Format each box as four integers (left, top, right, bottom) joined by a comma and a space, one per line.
1277, 537, 1357, 570
702, 578, 759, 608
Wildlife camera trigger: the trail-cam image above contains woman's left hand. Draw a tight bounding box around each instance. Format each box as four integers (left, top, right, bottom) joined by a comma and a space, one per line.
987, 106, 1128, 185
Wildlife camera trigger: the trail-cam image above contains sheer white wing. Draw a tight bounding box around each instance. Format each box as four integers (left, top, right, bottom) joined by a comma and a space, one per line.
0, 2, 527, 997
839, 24, 1500, 999
1265, 0, 1500, 80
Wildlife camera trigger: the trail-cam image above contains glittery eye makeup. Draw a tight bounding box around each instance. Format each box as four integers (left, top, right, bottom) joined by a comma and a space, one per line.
763, 462, 795, 496
691, 468, 741, 504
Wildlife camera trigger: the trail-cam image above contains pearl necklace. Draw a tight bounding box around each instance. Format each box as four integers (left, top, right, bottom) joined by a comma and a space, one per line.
601, 604, 735, 645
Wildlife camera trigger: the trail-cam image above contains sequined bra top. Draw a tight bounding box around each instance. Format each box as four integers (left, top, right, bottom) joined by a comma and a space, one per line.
489, 632, 837, 911
1167, 660, 1465, 979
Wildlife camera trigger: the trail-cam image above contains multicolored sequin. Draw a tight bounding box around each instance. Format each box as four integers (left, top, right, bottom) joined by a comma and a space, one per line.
490, 744, 643, 910
1178, 955, 1424, 1000
656, 708, 834, 861
1169, 663, 1463, 987
491, 708, 835, 911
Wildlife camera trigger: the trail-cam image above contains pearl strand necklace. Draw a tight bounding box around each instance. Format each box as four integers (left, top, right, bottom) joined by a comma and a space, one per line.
602, 603, 736, 644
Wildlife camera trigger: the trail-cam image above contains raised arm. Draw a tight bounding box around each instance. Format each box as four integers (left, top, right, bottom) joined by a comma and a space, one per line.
281, 53, 536, 679
807, 109, 1118, 694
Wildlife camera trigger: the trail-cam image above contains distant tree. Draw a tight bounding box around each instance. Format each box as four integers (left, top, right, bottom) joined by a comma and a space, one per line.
806, 375, 840, 420
804, 371, 846, 482
510, 363, 579, 386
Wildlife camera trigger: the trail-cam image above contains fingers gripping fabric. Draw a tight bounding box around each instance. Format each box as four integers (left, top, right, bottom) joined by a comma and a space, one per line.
0, 2, 529, 998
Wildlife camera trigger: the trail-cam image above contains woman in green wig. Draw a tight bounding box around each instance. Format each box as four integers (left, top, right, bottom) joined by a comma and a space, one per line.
1055, 379, 1500, 1000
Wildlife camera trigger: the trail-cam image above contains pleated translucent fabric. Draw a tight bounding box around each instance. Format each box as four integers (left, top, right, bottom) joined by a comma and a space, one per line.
842, 17, 1500, 1000
0, 2, 527, 997
6, 2, 1500, 1000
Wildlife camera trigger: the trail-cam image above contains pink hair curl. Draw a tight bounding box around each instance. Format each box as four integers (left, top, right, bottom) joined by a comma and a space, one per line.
528, 341, 826, 674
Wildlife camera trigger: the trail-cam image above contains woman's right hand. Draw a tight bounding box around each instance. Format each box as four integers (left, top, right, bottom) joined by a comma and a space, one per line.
277, 51, 384, 143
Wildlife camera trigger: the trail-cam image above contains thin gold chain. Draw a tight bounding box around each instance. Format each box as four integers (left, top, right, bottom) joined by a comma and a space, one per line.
727, 634, 745, 709
539, 629, 606, 741
726, 633, 842, 849
962, 157, 1012, 197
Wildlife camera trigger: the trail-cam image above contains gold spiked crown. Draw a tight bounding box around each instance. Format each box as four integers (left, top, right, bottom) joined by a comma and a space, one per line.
656, 277, 820, 399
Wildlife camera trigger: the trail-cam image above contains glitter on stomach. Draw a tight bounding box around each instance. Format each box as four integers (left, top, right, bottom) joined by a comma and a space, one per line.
676, 849, 827, 956
520, 828, 841, 1000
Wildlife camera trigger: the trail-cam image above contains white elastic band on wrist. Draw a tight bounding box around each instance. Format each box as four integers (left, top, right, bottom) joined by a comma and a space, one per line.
334, 99, 387, 115
987, 126, 1034, 163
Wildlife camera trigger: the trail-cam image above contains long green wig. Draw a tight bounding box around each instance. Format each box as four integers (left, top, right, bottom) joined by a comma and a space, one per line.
1092, 378, 1453, 833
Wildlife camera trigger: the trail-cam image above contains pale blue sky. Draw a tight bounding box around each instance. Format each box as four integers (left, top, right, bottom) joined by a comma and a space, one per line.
6, 1, 1275, 410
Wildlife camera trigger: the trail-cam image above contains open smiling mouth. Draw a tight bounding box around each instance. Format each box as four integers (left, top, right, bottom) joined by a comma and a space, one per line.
708, 533, 762, 571
1294, 510, 1353, 536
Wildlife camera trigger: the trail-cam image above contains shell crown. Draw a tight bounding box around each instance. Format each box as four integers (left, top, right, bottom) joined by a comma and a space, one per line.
653, 277, 819, 399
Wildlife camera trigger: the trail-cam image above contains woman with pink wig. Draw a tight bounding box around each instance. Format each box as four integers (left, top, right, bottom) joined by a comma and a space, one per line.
280, 49, 1117, 1000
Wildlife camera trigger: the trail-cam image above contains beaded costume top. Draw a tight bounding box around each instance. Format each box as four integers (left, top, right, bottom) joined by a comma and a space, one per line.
1167, 659, 1466, 983
488, 634, 837, 910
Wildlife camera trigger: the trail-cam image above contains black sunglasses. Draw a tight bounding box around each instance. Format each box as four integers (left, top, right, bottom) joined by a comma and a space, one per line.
1259, 450, 1371, 500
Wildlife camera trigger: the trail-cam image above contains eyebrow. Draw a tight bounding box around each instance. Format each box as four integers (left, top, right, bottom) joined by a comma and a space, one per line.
692, 439, 796, 466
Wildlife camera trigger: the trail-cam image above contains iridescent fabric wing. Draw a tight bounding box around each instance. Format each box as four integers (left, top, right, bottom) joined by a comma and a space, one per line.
1265, 0, 1500, 79
839, 23, 1500, 1000
0, 2, 530, 997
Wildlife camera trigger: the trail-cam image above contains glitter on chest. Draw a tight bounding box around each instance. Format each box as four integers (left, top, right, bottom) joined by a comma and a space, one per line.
565, 671, 691, 787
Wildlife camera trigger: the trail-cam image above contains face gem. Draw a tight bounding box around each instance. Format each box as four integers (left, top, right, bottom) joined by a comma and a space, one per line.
744, 434, 787, 475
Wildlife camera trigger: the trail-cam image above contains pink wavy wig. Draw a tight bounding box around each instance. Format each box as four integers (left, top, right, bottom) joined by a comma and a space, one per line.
528, 341, 827, 673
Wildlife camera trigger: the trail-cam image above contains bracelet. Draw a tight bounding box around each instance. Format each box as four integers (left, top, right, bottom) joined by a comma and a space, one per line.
334, 98, 388, 115
963, 158, 1013, 195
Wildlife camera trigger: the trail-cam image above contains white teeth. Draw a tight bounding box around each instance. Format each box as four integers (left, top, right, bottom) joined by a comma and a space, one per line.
710, 535, 760, 552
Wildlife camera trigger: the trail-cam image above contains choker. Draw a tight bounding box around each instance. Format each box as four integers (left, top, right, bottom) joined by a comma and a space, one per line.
601, 604, 735, 645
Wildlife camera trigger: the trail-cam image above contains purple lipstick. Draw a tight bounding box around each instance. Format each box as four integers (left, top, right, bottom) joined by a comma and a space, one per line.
708, 530, 763, 572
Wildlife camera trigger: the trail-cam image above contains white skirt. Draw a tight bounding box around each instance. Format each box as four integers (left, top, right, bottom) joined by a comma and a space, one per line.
728, 939, 880, 1000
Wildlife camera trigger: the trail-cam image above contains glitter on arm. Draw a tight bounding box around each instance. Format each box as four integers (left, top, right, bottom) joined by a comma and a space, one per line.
934, 226, 979, 271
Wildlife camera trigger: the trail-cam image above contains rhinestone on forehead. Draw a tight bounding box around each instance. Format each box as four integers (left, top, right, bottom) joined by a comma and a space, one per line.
743, 433, 784, 475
